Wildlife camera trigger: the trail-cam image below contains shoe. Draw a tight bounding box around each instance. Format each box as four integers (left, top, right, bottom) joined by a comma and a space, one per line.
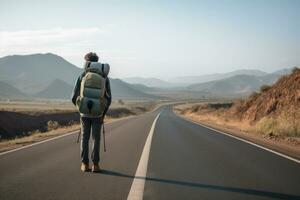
92, 163, 101, 172
81, 162, 90, 172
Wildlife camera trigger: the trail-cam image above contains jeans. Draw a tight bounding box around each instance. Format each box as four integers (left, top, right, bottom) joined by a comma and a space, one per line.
80, 117, 102, 164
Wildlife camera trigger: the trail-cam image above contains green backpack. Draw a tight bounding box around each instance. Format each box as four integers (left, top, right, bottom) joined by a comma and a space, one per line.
76, 63, 109, 117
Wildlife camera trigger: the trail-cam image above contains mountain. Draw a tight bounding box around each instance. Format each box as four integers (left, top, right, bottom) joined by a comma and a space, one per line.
110, 79, 160, 100
33, 78, 159, 100
34, 79, 73, 99
0, 53, 294, 100
0, 53, 82, 94
123, 77, 176, 88
187, 73, 281, 96
168, 69, 268, 85
235, 68, 300, 122
131, 83, 158, 93
272, 68, 293, 75
0, 53, 160, 100
0, 81, 27, 99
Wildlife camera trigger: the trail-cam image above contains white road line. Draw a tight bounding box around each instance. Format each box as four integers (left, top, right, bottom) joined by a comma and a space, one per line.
179, 115, 300, 164
127, 113, 161, 200
0, 130, 78, 156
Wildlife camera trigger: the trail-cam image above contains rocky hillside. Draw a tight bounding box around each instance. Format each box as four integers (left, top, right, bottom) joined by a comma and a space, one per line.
235, 68, 300, 121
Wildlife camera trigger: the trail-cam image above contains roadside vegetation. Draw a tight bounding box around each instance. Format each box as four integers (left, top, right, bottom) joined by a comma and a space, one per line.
175, 68, 300, 148
0, 100, 160, 152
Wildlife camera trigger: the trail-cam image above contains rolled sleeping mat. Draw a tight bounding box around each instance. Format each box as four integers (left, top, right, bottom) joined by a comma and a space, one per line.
88, 62, 110, 77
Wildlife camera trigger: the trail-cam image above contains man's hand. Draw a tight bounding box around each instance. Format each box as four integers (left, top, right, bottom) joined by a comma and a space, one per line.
100, 116, 104, 124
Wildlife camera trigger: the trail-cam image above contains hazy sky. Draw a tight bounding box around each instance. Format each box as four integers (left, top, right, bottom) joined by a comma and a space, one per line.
0, 0, 299, 79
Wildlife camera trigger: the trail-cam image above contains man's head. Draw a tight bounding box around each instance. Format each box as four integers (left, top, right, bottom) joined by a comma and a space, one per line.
84, 52, 99, 62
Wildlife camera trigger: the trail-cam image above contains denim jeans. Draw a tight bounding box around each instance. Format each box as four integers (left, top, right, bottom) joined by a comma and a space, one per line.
80, 117, 102, 164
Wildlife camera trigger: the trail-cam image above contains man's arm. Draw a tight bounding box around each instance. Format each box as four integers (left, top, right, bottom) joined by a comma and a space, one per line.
71, 76, 81, 106
103, 78, 112, 116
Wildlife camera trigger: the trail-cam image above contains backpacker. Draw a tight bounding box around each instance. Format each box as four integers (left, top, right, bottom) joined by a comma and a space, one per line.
76, 62, 110, 117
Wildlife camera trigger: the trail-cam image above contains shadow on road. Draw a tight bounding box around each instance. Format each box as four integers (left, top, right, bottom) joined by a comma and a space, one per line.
97, 169, 300, 200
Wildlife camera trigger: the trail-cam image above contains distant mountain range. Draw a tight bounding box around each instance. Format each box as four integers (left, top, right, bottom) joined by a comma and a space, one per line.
0, 53, 160, 100
33, 79, 73, 99
187, 73, 280, 96
0, 81, 28, 99
0, 53, 294, 100
124, 69, 289, 87
0, 53, 82, 94
123, 77, 177, 88
167, 69, 269, 85
122, 68, 293, 98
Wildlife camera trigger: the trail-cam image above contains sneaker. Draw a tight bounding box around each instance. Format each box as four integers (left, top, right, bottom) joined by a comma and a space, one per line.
92, 163, 100, 172
81, 162, 90, 172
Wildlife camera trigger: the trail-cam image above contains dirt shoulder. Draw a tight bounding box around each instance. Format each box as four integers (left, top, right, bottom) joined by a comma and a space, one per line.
0, 101, 165, 153
0, 116, 132, 154
174, 104, 300, 160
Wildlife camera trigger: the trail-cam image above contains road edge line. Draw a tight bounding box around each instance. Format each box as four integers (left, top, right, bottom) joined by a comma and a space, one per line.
127, 113, 161, 200
0, 115, 137, 156
175, 112, 300, 164
0, 130, 78, 156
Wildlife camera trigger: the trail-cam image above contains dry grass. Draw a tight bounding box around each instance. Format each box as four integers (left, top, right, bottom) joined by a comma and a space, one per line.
0, 123, 80, 153
0, 100, 162, 153
175, 103, 300, 148
256, 115, 300, 137
176, 102, 300, 138
0, 101, 76, 113
175, 107, 253, 133
0, 115, 132, 153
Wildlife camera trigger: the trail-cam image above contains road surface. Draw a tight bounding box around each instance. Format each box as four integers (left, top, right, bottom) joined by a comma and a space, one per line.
0, 105, 299, 200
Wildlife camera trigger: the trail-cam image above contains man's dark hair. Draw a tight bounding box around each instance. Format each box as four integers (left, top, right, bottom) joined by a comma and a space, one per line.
84, 52, 99, 62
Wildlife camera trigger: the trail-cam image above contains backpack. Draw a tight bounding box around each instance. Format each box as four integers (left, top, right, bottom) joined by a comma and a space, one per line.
76, 62, 110, 117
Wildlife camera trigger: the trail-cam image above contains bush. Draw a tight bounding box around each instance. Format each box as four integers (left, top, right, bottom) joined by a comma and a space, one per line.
292, 66, 299, 73
260, 85, 271, 93
249, 91, 260, 99
256, 117, 277, 135
47, 120, 60, 131
256, 116, 300, 137
118, 99, 125, 105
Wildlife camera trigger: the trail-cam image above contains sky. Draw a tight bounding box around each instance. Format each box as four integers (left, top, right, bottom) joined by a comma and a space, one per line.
0, 0, 299, 79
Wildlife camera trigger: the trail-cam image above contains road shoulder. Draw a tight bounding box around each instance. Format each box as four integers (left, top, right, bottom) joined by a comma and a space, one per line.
173, 106, 300, 161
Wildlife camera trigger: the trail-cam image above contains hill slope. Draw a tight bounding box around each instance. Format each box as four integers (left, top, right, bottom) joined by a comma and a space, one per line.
169, 69, 268, 85
0, 53, 161, 100
123, 77, 176, 88
236, 68, 300, 121
0, 53, 82, 93
34, 79, 73, 99
0, 81, 27, 99
33, 78, 160, 100
110, 79, 160, 100
187, 73, 280, 96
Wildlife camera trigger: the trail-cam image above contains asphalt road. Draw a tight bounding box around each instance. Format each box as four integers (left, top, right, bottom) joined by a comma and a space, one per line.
0, 105, 299, 200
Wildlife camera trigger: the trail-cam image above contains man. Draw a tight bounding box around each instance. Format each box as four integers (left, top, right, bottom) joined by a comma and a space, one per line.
71, 52, 111, 172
